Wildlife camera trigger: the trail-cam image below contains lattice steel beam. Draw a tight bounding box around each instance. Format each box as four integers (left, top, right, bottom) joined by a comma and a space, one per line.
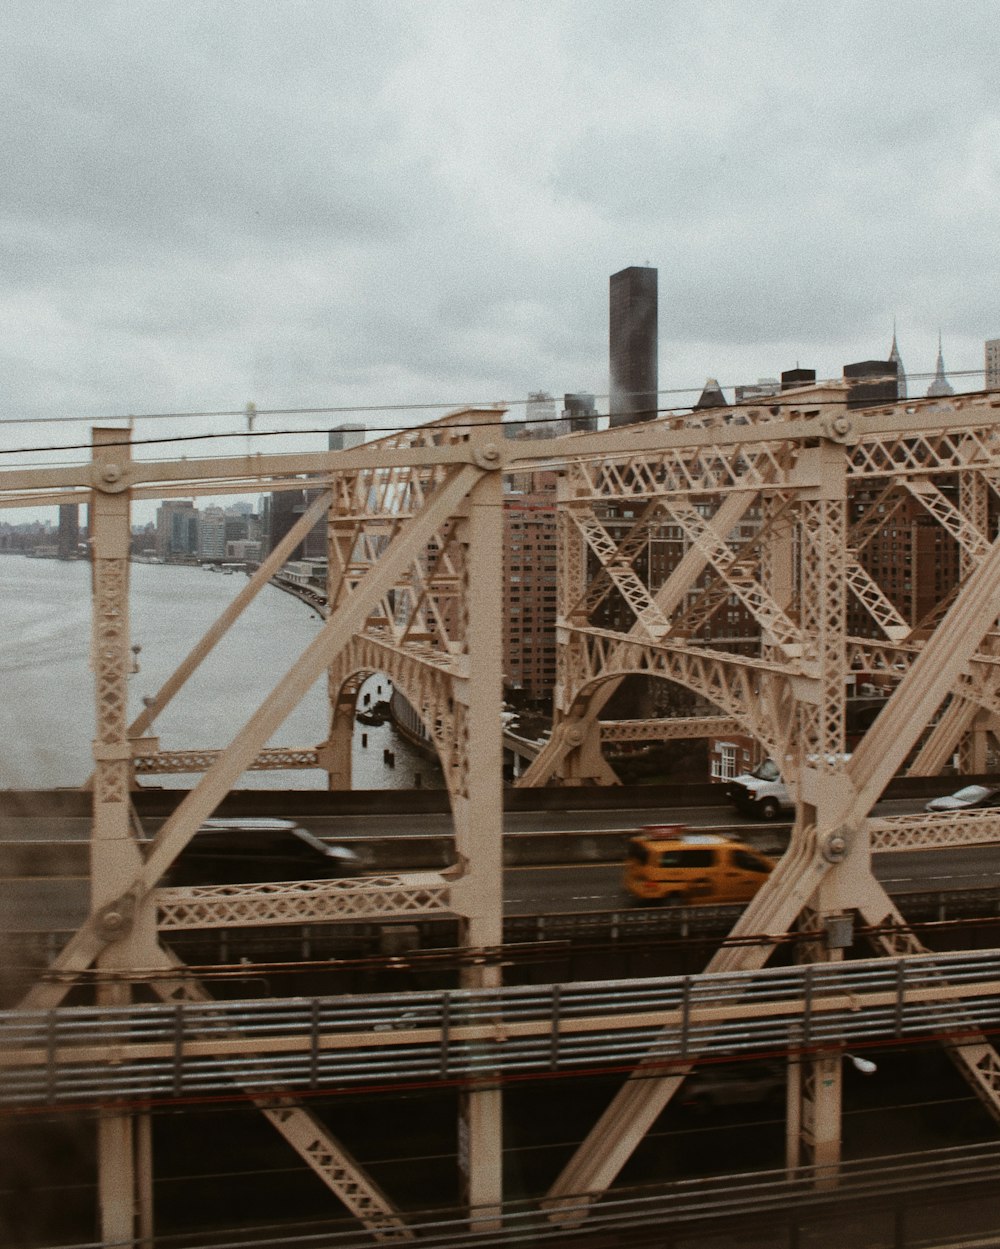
868, 809, 1000, 851
134, 747, 321, 774
567, 506, 670, 638
598, 715, 743, 743
155, 873, 456, 930
844, 559, 910, 640
903, 478, 991, 561
19, 459, 487, 1011
859, 889, 1000, 1127
144, 948, 414, 1241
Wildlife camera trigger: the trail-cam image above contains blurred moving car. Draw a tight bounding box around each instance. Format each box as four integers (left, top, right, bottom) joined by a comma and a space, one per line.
679, 1061, 786, 1112
924, 785, 1000, 813
164, 818, 363, 886
623, 827, 774, 905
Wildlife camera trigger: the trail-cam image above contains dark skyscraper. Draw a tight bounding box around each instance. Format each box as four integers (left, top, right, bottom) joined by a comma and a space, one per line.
563, 392, 598, 433
843, 359, 898, 410
57, 504, 79, 560
266, 489, 306, 558
781, 367, 816, 391
609, 266, 658, 427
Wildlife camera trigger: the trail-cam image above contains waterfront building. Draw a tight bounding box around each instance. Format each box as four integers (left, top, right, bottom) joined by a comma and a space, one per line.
57, 504, 79, 560
302, 487, 329, 560
281, 559, 328, 588
497, 404, 562, 704
985, 338, 1000, 389
0, 521, 48, 553
265, 489, 306, 558
155, 500, 199, 560
847, 482, 962, 632
225, 539, 262, 562
609, 265, 658, 427
223, 511, 249, 547
197, 506, 226, 561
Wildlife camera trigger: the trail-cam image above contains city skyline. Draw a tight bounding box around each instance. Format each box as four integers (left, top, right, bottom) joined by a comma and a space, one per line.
0, 317, 984, 531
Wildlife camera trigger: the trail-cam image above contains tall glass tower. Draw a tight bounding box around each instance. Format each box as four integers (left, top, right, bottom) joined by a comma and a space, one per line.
609, 266, 658, 427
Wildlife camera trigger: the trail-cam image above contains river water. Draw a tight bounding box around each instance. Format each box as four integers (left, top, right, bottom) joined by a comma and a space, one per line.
0, 555, 438, 791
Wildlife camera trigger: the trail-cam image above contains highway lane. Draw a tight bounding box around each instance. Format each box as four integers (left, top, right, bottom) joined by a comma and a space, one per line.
0, 807, 734, 840
4, 842, 1000, 930
0, 796, 928, 841
505, 847, 1000, 914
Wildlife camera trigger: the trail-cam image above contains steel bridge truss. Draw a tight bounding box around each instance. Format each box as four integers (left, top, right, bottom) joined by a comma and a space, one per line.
4, 386, 1000, 1241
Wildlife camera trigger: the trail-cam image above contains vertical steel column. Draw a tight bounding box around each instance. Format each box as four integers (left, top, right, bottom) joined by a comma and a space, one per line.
797, 480, 848, 765
325, 472, 360, 789
136, 1110, 154, 1249
760, 492, 794, 662
797, 1053, 843, 1183
89, 427, 150, 1245
453, 420, 505, 1224
960, 707, 992, 774
555, 480, 585, 721
549, 480, 617, 785
788, 433, 850, 1184
785, 1050, 803, 1177
551, 479, 587, 761
959, 470, 992, 773
322, 675, 358, 789
787, 910, 847, 1182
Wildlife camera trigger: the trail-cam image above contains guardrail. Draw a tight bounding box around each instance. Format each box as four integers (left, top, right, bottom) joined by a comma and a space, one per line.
3, 886, 1000, 983
4, 948, 1000, 1109
127, 1141, 1000, 1249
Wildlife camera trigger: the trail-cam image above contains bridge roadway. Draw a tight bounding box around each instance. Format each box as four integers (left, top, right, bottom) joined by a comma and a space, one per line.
3, 795, 997, 932
6, 788, 1000, 1248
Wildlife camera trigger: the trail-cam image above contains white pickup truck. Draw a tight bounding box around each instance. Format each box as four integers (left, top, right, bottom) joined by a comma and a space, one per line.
727, 754, 852, 819
726, 759, 792, 821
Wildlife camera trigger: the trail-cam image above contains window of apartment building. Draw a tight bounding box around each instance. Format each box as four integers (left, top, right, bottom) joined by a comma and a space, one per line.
712, 743, 738, 781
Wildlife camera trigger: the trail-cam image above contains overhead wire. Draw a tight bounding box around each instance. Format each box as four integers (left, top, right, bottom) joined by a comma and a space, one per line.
0, 381, 997, 464
0, 367, 988, 427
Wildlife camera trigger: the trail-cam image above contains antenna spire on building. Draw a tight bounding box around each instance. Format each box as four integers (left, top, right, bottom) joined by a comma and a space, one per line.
889, 321, 907, 399
926, 330, 954, 398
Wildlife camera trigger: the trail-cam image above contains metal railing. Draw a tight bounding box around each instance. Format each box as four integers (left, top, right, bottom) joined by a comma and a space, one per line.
5, 882, 1000, 957
29, 1141, 1000, 1249
4, 947, 1000, 1108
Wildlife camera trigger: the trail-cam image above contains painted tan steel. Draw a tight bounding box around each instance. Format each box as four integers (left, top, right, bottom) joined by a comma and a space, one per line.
8, 971, 999, 1072
7, 390, 1000, 1239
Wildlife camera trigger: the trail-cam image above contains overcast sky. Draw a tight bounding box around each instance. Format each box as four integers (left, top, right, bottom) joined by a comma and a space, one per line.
1, 0, 997, 493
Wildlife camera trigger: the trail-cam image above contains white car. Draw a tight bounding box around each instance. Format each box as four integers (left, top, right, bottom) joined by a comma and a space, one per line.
925, 785, 1000, 813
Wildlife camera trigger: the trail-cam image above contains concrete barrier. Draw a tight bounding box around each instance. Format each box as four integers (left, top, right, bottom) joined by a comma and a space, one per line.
0, 772, 970, 822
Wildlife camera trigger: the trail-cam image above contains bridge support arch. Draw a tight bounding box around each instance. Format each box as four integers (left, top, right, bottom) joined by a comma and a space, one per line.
11, 388, 1000, 1239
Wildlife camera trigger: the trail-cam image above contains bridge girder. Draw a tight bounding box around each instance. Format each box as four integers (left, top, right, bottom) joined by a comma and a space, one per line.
6, 389, 1000, 1239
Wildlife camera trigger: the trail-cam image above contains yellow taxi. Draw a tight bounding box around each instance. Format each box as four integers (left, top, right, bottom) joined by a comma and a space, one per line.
623, 826, 774, 905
